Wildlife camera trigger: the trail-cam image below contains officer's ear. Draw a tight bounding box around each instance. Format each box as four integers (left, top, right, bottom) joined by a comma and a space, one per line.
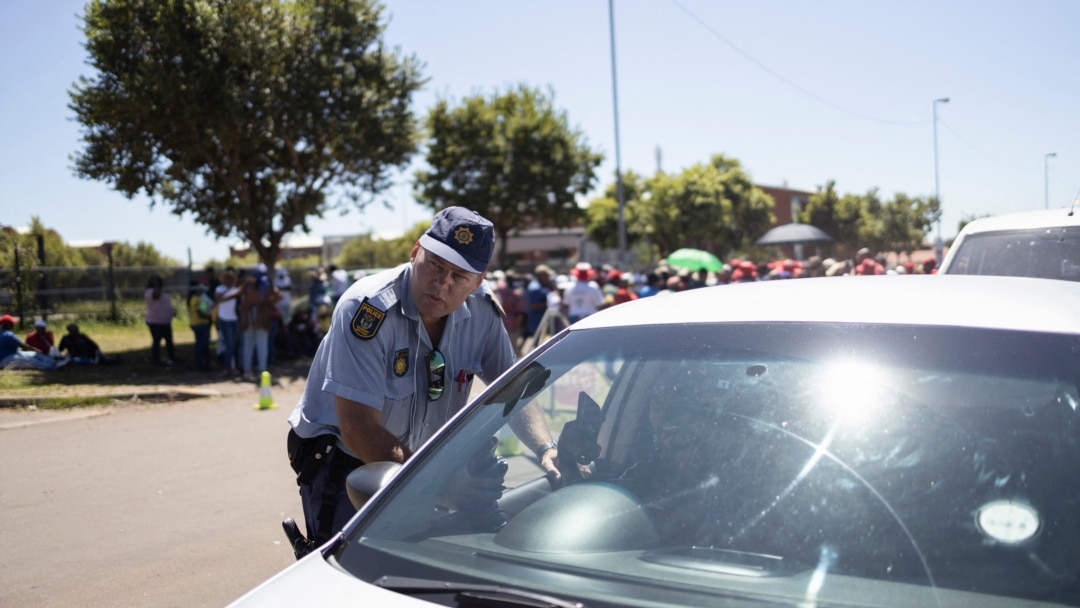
410, 242, 421, 262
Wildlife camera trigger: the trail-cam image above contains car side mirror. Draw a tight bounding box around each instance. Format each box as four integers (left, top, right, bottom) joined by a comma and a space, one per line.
346, 461, 402, 509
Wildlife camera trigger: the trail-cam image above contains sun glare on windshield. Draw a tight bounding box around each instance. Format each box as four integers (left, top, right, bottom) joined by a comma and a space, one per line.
816, 360, 891, 426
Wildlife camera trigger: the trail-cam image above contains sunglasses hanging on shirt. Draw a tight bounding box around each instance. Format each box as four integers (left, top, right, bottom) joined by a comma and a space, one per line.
426, 349, 445, 400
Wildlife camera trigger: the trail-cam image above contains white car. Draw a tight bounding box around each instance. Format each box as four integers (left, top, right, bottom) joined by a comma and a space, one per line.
230, 275, 1080, 608
939, 207, 1080, 281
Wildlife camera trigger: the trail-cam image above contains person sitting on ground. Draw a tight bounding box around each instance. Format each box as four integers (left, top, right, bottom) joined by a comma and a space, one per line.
58, 323, 111, 365
25, 319, 56, 355
0, 314, 69, 370
285, 308, 320, 358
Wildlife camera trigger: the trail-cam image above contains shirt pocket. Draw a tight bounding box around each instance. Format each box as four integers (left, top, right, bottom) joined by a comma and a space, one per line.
449, 357, 483, 405
381, 375, 416, 442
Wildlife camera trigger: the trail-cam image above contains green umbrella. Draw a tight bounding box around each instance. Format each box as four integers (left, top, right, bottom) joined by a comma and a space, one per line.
666, 248, 723, 272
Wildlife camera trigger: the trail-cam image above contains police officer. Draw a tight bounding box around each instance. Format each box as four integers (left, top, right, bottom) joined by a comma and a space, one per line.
286, 206, 561, 553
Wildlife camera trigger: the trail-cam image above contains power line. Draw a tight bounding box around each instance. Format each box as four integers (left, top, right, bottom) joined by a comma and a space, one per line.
670, 0, 926, 126
938, 119, 1036, 174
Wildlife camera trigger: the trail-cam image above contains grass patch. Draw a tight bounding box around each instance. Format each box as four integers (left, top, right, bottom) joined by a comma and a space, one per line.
0, 317, 200, 392
2, 316, 313, 398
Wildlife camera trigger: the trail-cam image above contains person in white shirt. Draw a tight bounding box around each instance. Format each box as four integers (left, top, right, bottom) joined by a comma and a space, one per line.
214, 267, 242, 375
275, 267, 294, 321
563, 264, 606, 324
329, 265, 350, 305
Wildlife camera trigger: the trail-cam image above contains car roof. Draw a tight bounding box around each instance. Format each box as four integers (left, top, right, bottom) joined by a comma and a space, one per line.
570, 275, 1080, 335
952, 208, 1080, 235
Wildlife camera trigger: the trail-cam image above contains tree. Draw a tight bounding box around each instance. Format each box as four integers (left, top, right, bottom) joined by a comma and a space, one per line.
70, 0, 424, 274
109, 242, 180, 268
336, 223, 423, 269
0, 229, 39, 326
874, 192, 939, 254
634, 155, 773, 259
414, 84, 603, 268
584, 171, 646, 251
799, 180, 865, 255
799, 181, 940, 255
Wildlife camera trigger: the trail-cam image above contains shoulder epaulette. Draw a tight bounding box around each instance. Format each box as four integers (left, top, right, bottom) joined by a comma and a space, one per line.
481, 282, 505, 317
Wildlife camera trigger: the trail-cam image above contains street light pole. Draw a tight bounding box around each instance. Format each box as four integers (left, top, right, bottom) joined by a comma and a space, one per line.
1045, 152, 1057, 209
609, 0, 626, 267
932, 97, 949, 264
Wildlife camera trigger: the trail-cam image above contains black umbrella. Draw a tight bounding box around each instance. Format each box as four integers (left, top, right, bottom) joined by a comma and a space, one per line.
755, 223, 833, 246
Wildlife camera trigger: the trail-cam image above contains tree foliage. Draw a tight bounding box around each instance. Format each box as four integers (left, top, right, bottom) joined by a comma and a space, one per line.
799, 180, 939, 255
583, 170, 647, 250
0, 230, 39, 324
586, 155, 773, 261
108, 242, 181, 267
69, 0, 424, 273
414, 84, 603, 268
1, 217, 177, 269
336, 222, 424, 269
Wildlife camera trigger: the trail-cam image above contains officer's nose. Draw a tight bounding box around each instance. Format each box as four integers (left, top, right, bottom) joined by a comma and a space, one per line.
433, 268, 455, 291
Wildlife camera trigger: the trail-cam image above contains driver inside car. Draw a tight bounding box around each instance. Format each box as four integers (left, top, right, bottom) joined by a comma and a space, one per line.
609, 376, 730, 545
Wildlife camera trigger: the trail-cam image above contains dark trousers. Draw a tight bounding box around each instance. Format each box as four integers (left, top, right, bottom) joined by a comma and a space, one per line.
147, 322, 176, 364
288, 429, 362, 544
191, 324, 211, 370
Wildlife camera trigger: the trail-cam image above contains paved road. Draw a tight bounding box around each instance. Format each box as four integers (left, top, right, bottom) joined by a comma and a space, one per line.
0, 385, 306, 608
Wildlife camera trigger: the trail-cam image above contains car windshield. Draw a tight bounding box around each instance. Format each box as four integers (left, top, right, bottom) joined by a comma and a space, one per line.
946, 226, 1080, 281
334, 322, 1080, 608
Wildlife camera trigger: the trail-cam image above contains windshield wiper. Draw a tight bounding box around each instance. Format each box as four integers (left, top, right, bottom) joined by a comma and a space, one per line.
374, 575, 585, 608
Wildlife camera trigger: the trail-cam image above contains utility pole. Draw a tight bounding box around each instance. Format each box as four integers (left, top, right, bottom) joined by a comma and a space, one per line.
932, 97, 949, 264
609, 0, 626, 266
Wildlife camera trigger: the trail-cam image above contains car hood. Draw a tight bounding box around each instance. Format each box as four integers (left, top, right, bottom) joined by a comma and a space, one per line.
226, 550, 435, 608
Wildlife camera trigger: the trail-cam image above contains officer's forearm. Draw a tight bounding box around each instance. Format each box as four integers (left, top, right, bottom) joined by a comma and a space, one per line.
335, 396, 411, 464
508, 401, 553, 453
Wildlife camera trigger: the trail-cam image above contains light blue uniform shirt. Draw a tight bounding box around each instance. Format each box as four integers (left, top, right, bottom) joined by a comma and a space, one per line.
288, 264, 515, 455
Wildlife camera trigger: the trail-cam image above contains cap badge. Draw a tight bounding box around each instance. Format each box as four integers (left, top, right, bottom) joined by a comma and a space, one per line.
453, 226, 474, 246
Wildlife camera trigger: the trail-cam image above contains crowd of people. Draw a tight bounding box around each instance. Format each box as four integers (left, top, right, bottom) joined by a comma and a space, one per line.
3, 236, 933, 376
181, 264, 327, 381
0, 314, 113, 371
1, 265, 325, 377
483, 247, 937, 355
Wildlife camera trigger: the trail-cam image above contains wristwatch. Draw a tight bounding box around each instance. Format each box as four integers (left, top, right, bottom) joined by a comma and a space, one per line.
535, 440, 558, 464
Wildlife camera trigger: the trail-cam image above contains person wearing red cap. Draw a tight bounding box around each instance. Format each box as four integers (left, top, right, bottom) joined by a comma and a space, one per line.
564, 264, 605, 323
0, 315, 69, 370
610, 271, 639, 305
25, 319, 55, 355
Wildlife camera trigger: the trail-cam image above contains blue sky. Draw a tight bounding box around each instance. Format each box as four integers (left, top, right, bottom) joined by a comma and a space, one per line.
2, 0, 1077, 266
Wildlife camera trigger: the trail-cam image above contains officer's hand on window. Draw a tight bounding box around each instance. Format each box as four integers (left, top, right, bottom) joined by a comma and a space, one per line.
443, 436, 508, 523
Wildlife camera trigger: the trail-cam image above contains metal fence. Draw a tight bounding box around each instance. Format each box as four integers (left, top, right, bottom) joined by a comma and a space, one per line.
0, 265, 318, 323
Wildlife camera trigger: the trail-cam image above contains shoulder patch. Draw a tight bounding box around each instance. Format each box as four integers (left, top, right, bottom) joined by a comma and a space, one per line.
393, 348, 409, 377
482, 283, 505, 317
350, 298, 386, 340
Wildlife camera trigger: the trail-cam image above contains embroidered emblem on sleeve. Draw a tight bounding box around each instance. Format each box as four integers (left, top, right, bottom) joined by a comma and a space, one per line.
350, 298, 386, 340
393, 348, 409, 377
